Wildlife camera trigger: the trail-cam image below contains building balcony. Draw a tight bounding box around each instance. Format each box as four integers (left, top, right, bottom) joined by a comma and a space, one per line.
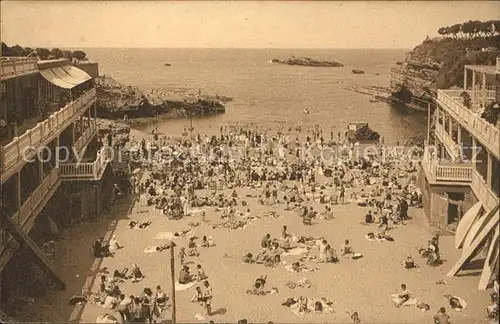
421, 147, 473, 183
74, 119, 98, 154
0, 57, 38, 80
59, 147, 111, 181
471, 169, 498, 212
436, 89, 499, 159
0, 167, 60, 271
0, 88, 97, 178
434, 122, 460, 161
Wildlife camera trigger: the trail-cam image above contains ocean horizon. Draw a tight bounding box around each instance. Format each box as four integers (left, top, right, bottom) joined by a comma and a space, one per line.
84, 47, 425, 141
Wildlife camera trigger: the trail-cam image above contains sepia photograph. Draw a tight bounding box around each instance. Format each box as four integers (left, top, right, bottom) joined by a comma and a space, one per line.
0, 1, 499, 323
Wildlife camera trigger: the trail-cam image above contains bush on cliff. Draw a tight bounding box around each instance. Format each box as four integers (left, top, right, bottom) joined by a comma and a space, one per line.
408, 36, 499, 90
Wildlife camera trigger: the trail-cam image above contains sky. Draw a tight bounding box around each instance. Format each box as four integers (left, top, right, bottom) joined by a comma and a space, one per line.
1, 1, 499, 49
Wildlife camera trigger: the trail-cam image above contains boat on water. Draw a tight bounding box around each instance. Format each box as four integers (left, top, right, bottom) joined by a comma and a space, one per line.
164, 63, 171, 66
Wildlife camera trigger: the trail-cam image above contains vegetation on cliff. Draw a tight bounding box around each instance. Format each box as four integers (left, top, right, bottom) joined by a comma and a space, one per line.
1, 42, 88, 61
390, 20, 499, 104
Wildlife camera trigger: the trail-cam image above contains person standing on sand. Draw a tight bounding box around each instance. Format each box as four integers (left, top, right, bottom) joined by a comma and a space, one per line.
339, 185, 346, 204
203, 280, 213, 316
282, 225, 288, 239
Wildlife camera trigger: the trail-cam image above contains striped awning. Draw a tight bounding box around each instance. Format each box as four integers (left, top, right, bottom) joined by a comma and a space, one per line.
39, 65, 91, 89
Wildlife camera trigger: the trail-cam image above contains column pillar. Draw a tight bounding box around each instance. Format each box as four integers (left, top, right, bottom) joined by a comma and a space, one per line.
487, 151, 492, 187
87, 108, 91, 128
472, 137, 477, 169
448, 116, 453, 137
472, 70, 476, 105
482, 72, 486, 109
463, 68, 467, 90
16, 172, 21, 224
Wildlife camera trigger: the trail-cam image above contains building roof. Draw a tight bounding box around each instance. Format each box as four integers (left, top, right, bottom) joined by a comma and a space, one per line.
40, 65, 91, 89
464, 64, 496, 75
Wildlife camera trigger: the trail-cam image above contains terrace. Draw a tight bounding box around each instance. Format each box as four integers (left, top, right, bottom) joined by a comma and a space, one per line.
0, 88, 97, 178
436, 89, 499, 159
0, 57, 38, 80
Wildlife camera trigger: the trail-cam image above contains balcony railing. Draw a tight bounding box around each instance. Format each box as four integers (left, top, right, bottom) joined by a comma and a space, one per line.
12, 168, 60, 227
437, 90, 499, 157
1, 89, 97, 172
74, 120, 98, 153
434, 122, 460, 161
0, 57, 38, 79
471, 169, 498, 212
59, 147, 111, 180
422, 147, 473, 182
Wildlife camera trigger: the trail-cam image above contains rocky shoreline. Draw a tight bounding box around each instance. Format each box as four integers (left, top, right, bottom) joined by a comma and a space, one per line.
95, 75, 229, 120
388, 35, 499, 111
271, 56, 343, 67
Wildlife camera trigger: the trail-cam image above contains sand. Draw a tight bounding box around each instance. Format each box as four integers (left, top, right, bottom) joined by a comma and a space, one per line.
70, 185, 491, 324
14, 127, 492, 324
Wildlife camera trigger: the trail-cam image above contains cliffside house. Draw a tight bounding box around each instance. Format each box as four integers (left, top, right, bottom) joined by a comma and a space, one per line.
0, 57, 116, 307
418, 57, 499, 290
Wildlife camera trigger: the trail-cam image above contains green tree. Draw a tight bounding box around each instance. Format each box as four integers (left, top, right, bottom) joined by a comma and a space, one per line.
72, 50, 87, 61
50, 48, 64, 59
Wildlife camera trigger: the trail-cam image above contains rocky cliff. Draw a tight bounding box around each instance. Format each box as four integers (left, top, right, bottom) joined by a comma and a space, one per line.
389, 36, 500, 107
95, 75, 228, 119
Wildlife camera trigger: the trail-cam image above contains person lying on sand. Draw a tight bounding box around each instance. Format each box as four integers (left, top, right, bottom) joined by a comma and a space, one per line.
444, 294, 465, 311
433, 307, 451, 324
242, 253, 254, 264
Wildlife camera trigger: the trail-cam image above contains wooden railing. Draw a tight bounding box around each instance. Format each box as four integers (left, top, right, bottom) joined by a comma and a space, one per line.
471, 169, 498, 212
1, 89, 97, 172
422, 146, 473, 182
13, 168, 60, 227
0, 57, 38, 79
437, 90, 499, 157
59, 147, 111, 180
74, 120, 97, 153
434, 122, 460, 161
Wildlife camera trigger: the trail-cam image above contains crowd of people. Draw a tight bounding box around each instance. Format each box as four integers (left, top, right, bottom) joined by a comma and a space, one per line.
88, 122, 498, 323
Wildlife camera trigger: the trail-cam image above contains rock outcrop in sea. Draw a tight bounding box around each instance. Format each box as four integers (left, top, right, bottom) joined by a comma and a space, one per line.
95, 75, 228, 120
271, 56, 343, 67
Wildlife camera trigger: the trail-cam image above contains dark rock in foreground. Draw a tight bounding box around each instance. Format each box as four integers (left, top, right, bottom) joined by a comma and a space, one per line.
95, 75, 226, 120
271, 56, 343, 67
